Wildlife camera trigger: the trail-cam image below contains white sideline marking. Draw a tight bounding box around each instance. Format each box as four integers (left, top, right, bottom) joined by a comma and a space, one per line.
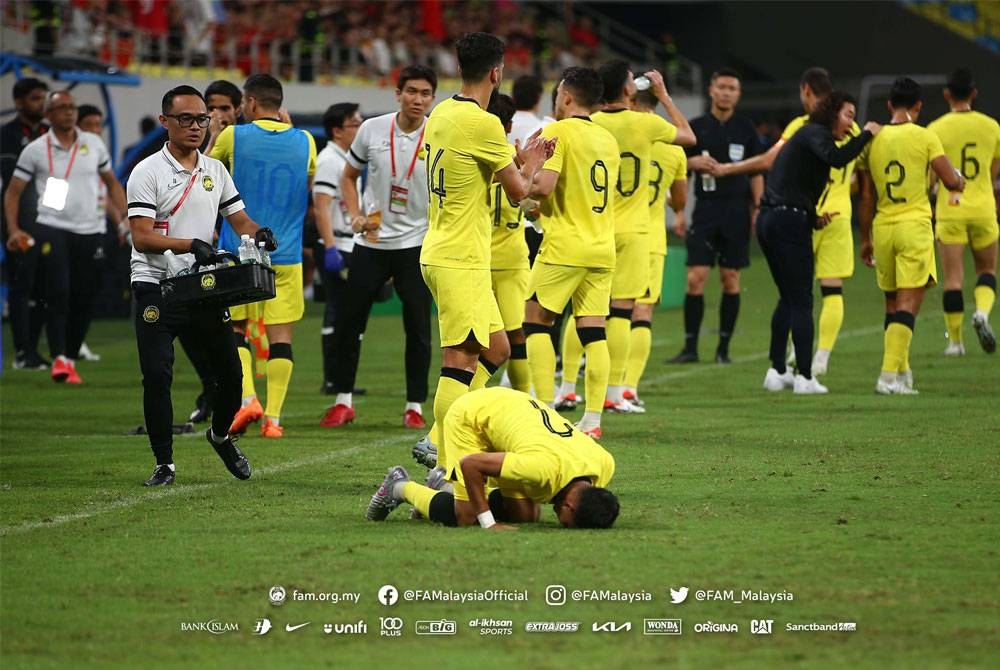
1, 436, 410, 536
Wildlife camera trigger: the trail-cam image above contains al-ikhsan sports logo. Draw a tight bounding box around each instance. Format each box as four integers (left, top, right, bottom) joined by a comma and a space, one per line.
202, 175, 215, 191
200, 274, 216, 290
142, 306, 160, 323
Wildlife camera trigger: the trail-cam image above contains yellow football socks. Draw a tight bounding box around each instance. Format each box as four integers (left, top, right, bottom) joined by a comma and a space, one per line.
974, 284, 995, 315
882, 322, 913, 373
818, 294, 844, 351
402, 481, 437, 518
264, 357, 293, 420
606, 315, 631, 387
583, 339, 611, 414
237, 344, 256, 400
526, 331, 557, 404
624, 323, 652, 390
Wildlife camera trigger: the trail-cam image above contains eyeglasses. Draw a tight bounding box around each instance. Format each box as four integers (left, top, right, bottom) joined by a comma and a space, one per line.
164, 114, 212, 128
49, 104, 77, 112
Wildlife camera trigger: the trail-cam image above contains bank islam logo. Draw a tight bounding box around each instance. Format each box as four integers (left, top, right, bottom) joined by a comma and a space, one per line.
592, 621, 632, 633
751, 619, 774, 635
669, 587, 689, 604
545, 584, 567, 606
269, 585, 286, 606
179, 619, 239, 635
380, 617, 404, 637
416, 620, 458, 635
253, 618, 273, 636
644, 619, 682, 635
378, 584, 399, 606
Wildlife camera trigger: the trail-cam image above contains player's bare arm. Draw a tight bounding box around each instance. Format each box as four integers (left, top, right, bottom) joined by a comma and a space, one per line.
646, 70, 696, 147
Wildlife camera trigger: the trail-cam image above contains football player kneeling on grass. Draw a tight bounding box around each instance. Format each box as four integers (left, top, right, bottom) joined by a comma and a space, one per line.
366, 387, 619, 529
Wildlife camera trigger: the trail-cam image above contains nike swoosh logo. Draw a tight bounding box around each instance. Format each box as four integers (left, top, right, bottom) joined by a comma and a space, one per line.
285, 622, 310, 632
167, 181, 183, 190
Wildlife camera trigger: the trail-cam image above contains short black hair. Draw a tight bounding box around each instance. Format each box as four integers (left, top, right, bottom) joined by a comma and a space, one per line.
204, 79, 242, 107
889, 76, 922, 109
598, 59, 631, 103
486, 92, 516, 128
161, 85, 206, 114
512, 75, 543, 110
140, 116, 157, 135
711, 67, 741, 82
572, 487, 620, 529
13, 77, 47, 100
633, 88, 658, 110
801, 67, 832, 97
455, 32, 505, 82
946, 68, 975, 101
243, 73, 283, 109
808, 90, 857, 129
397, 64, 438, 94
561, 66, 603, 109
322, 102, 360, 139
77, 104, 102, 122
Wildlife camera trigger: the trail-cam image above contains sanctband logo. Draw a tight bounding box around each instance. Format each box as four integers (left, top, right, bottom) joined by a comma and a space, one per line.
415, 620, 457, 635
179, 619, 239, 635
643, 619, 682, 635
380, 617, 404, 637
592, 621, 632, 633
750, 619, 774, 635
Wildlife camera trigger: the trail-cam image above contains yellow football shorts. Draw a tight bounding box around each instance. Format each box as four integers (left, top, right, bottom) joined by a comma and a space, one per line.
873, 220, 937, 291
529, 261, 613, 317
421, 264, 503, 348
611, 232, 651, 300
813, 216, 854, 279
490, 268, 530, 332
636, 251, 666, 305
936, 218, 999, 251
229, 263, 304, 324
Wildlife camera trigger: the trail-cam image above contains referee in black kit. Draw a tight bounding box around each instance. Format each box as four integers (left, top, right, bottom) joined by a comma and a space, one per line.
669, 68, 763, 364
126, 85, 275, 486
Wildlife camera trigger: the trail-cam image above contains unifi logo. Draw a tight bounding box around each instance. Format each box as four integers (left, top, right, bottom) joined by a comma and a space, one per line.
323, 621, 368, 635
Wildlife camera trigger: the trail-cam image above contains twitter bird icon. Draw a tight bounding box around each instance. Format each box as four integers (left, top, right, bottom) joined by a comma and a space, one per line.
669, 587, 689, 604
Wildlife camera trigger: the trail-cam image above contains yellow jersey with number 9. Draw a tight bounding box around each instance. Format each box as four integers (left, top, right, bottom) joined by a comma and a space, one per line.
782, 114, 860, 219
592, 109, 677, 235
536, 117, 620, 269
648, 143, 686, 255
927, 110, 1000, 222
490, 180, 528, 270
421, 96, 515, 269
858, 123, 945, 226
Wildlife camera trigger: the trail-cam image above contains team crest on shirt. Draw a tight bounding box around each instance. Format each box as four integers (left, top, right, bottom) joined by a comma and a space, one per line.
79, 143, 90, 155
200, 273, 216, 290
201, 175, 215, 192
142, 306, 160, 323
728, 143, 744, 161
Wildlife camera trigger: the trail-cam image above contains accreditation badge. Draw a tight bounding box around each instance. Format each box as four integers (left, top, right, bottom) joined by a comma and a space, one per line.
389, 184, 409, 214
41, 177, 70, 211
728, 143, 745, 162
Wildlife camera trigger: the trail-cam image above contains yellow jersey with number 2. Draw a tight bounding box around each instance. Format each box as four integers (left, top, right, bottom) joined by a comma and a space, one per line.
859, 123, 945, 226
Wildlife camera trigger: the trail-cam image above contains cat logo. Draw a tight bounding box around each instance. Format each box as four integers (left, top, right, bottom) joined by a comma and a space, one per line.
202, 175, 215, 192
142, 306, 160, 323
200, 273, 216, 290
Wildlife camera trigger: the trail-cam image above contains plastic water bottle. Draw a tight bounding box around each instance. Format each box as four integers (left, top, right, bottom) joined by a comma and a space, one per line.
700, 150, 717, 193
163, 249, 190, 278
634, 76, 651, 91
258, 241, 271, 268
238, 234, 259, 264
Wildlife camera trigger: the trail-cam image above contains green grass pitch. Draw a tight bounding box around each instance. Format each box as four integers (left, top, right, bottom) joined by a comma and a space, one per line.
1, 251, 997, 669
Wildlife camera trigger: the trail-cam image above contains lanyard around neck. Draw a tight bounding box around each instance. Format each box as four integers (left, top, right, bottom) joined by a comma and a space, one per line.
47, 133, 80, 179
168, 171, 201, 218
390, 116, 425, 182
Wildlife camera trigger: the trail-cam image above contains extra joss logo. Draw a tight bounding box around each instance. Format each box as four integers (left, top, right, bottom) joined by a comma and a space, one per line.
525, 621, 580, 633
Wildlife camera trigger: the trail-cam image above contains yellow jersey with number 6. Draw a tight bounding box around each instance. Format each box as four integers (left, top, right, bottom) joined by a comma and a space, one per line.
927, 110, 1000, 222
859, 123, 945, 226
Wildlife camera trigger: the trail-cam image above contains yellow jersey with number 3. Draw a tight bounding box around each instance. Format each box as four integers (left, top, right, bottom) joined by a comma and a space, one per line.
782, 114, 860, 220
592, 109, 678, 235
421, 96, 515, 269
927, 110, 1000, 222
536, 117, 620, 268
490, 179, 528, 270
648, 143, 686, 255
858, 123, 945, 226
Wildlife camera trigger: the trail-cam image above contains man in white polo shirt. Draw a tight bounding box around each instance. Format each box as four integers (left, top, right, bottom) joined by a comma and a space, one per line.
4, 89, 126, 384
126, 84, 273, 487
321, 66, 437, 429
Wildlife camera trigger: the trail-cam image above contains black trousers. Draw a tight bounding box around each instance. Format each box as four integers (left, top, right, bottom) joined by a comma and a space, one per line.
756, 208, 815, 378
331, 245, 431, 402
8, 223, 104, 358
132, 282, 242, 463
318, 245, 353, 385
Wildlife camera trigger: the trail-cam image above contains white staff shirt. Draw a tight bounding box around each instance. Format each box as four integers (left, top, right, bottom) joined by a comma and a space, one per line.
126, 143, 244, 284
14, 128, 112, 234
313, 142, 356, 253
346, 111, 428, 251
509, 110, 544, 148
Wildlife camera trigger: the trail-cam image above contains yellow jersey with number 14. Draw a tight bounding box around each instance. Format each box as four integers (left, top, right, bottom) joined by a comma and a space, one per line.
648, 143, 686, 256
858, 123, 945, 226
421, 96, 515, 269
536, 116, 620, 269
927, 110, 1000, 222
783, 114, 860, 220
592, 108, 677, 235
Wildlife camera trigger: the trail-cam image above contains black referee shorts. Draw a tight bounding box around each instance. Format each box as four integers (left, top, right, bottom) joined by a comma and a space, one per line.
686, 198, 752, 269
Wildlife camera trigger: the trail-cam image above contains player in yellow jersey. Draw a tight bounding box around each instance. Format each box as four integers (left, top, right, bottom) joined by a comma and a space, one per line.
716, 68, 858, 375
928, 69, 1000, 356
593, 62, 695, 412
857, 77, 965, 395
366, 387, 619, 530
485, 93, 532, 393
419, 32, 553, 467
521, 67, 621, 440
622, 87, 688, 406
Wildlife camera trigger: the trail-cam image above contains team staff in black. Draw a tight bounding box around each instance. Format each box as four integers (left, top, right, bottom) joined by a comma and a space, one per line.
126, 85, 274, 486
669, 68, 763, 364
756, 92, 878, 394
1, 77, 49, 370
